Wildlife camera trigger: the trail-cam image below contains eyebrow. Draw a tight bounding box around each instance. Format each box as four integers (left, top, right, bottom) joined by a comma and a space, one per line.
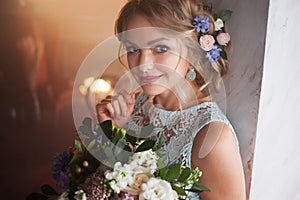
123, 37, 170, 46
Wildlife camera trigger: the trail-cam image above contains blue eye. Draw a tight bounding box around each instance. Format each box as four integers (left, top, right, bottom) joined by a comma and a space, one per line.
154, 45, 169, 53
126, 46, 140, 54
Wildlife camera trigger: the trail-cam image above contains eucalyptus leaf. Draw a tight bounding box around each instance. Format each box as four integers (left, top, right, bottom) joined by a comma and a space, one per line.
217, 10, 232, 22
140, 123, 155, 138
104, 147, 115, 163
172, 185, 186, 196
41, 184, 58, 195
135, 140, 156, 152
178, 167, 191, 182
75, 140, 83, 153
165, 163, 181, 182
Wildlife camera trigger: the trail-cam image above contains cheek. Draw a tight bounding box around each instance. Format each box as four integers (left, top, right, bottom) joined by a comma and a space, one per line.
127, 55, 137, 69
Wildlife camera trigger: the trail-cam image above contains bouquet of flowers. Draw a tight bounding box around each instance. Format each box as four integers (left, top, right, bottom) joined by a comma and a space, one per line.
27, 118, 209, 200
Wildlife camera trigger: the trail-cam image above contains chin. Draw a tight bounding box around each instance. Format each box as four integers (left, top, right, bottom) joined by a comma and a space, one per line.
141, 85, 167, 96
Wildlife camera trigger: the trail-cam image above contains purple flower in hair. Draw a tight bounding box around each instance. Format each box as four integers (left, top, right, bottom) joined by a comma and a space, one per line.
206, 45, 222, 62
193, 16, 210, 33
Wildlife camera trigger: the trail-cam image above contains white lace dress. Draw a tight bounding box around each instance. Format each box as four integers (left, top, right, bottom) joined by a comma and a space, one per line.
125, 93, 238, 199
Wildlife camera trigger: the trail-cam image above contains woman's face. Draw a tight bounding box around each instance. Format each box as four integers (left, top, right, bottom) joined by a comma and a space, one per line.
123, 15, 190, 96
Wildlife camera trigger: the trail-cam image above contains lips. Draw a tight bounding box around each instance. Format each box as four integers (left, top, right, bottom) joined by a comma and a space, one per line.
141, 75, 163, 84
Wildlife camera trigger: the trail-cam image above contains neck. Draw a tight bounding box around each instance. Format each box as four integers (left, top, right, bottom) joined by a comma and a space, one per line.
152, 86, 210, 111
152, 91, 180, 111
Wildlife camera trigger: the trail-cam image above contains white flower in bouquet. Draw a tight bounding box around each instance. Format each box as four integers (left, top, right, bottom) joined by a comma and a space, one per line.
123, 172, 152, 195
105, 162, 134, 193
58, 191, 69, 200
139, 177, 178, 200
74, 190, 87, 200
129, 149, 159, 174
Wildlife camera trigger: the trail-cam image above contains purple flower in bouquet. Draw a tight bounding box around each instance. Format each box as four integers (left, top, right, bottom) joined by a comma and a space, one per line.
80, 167, 111, 200
115, 192, 138, 200
51, 151, 71, 191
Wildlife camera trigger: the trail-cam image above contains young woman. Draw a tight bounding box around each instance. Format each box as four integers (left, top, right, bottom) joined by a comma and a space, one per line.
97, 0, 246, 199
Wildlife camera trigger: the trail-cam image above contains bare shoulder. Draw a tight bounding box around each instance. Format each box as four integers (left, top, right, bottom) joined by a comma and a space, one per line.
192, 121, 238, 159
191, 122, 246, 200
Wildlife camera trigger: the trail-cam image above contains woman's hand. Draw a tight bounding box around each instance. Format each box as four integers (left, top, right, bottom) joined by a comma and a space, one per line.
96, 90, 135, 127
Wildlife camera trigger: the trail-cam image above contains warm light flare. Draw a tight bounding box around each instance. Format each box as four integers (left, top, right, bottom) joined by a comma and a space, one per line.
89, 79, 111, 94
83, 77, 95, 88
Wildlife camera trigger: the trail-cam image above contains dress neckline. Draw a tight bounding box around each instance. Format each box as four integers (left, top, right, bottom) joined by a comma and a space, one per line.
149, 100, 216, 114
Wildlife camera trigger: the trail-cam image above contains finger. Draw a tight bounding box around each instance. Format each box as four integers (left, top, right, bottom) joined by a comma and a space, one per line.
111, 98, 121, 120
96, 103, 113, 123
118, 90, 132, 104
100, 99, 111, 103
117, 94, 128, 117
106, 103, 115, 118
126, 92, 136, 116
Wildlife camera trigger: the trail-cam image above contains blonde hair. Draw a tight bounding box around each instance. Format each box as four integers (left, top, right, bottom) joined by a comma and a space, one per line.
115, 0, 231, 94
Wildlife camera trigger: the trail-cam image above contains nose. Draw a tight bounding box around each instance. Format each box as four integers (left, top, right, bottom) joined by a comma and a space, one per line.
138, 48, 154, 72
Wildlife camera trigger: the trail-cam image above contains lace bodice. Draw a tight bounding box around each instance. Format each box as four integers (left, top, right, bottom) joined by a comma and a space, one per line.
125, 93, 238, 199
126, 93, 238, 166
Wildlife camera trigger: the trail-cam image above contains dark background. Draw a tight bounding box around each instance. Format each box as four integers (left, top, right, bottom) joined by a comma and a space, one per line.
0, 1, 123, 199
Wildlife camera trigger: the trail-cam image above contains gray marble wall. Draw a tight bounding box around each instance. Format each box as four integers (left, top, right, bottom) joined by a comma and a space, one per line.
250, 0, 300, 199
212, 0, 269, 198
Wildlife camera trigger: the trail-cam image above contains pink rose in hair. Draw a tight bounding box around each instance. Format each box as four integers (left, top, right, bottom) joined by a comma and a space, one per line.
217, 33, 231, 46
199, 35, 215, 51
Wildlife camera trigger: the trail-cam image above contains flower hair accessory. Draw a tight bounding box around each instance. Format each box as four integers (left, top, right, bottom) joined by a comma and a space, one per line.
193, 10, 232, 62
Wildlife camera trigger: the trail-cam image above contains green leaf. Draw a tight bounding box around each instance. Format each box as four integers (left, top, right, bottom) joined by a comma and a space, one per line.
26, 193, 48, 200
87, 139, 96, 151
126, 130, 138, 146
135, 140, 156, 152
212, 13, 218, 21
79, 117, 93, 136
99, 120, 113, 140
40, 184, 58, 195
220, 48, 228, 60
104, 147, 116, 163
172, 185, 186, 196
140, 123, 155, 138
217, 10, 233, 22
157, 158, 166, 170
165, 163, 181, 182
178, 167, 191, 182
123, 144, 132, 152
75, 140, 83, 153
190, 181, 211, 192
156, 133, 165, 150
159, 167, 168, 180
114, 139, 126, 155
112, 131, 122, 145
